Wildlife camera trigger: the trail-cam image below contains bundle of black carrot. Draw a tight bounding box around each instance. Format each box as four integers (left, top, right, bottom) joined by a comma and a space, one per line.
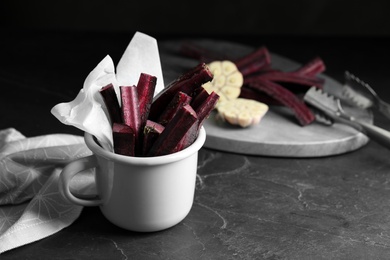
180, 42, 326, 126
99, 63, 219, 157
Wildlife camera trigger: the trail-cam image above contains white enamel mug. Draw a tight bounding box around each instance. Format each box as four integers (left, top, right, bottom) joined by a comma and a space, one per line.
58, 127, 206, 232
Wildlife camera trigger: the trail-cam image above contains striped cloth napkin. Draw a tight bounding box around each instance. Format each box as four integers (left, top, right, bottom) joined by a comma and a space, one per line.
0, 128, 94, 254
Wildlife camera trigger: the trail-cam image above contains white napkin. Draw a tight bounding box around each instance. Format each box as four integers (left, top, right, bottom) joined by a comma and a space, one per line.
51, 31, 164, 151
0, 128, 94, 254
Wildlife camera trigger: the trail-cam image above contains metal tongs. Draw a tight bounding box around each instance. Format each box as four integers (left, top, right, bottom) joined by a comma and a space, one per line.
342, 71, 390, 119
303, 86, 390, 149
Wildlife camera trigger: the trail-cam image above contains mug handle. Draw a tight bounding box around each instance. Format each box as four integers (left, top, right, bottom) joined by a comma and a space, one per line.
59, 155, 102, 206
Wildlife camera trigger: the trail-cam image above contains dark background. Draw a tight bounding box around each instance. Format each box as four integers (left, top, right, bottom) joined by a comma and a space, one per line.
1, 0, 390, 137
1, 0, 390, 36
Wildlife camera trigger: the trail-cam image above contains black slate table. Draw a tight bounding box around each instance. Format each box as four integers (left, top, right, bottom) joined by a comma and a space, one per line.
2, 30, 390, 259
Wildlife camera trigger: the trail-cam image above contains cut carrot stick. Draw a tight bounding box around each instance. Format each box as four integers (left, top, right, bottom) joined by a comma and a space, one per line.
120, 85, 141, 154
147, 104, 198, 157
113, 123, 135, 156
99, 83, 122, 125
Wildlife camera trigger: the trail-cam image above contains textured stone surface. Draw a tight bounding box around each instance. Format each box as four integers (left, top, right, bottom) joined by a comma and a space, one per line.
5, 145, 390, 259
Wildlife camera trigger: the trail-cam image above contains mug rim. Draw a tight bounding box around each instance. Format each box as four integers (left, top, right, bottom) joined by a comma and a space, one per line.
84, 126, 206, 165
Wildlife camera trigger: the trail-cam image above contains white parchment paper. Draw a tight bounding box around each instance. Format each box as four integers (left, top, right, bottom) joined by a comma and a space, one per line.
51, 32, 164, 151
